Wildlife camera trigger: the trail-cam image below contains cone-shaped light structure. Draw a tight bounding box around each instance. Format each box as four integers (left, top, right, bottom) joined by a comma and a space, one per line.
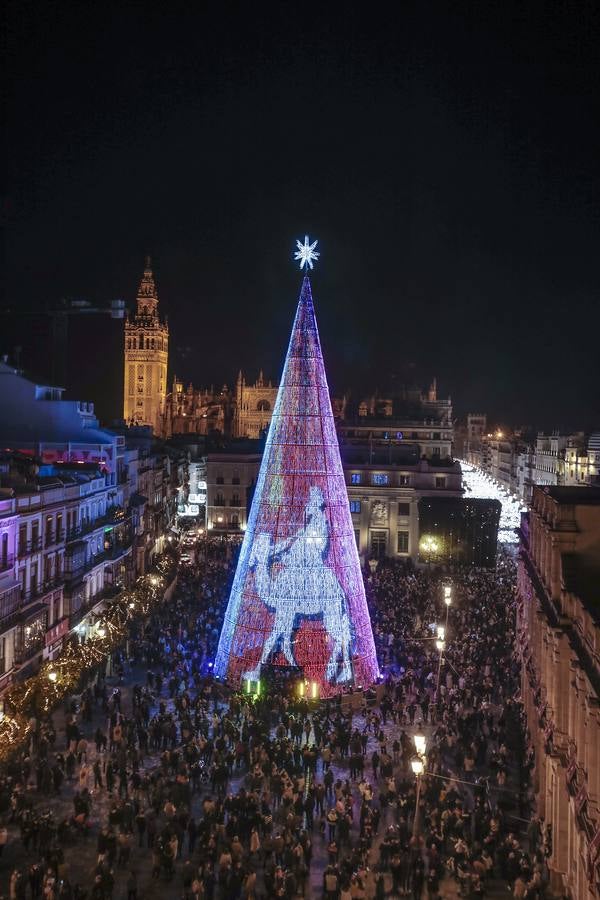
214, 276, 378, 696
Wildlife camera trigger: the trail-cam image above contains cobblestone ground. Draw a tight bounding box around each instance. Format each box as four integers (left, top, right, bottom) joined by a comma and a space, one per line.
0, 656, 518, 899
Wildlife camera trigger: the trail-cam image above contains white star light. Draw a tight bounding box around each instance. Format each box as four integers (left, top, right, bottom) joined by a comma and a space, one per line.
294, 235, 320, 271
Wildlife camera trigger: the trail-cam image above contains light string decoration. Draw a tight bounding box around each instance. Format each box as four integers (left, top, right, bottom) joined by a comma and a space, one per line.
0, 552, 178, 765
460, 460, 527, 544
215, 269, 378, 697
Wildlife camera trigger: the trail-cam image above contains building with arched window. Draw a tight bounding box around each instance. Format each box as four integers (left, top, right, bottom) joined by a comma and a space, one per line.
233, 371, 278, 438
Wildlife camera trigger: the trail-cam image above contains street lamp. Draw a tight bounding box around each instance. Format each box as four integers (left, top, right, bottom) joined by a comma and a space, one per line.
413, 732, 427, 758
411, 756, 424, 777
411, 732, 427, 838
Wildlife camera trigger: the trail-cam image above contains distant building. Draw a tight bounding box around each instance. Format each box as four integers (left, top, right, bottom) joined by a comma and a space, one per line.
234, 371, 278, 438
123, 258, 169, 435
163, 379, 234, 437
162, 371, 278, 439
466, 429, 599, 504
338, 380, 454, 461
205, 442, 262, 532
517, 486, 600, 898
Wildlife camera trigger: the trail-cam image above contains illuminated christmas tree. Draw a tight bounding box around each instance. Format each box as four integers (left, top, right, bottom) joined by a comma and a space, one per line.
214, 240, 378, 696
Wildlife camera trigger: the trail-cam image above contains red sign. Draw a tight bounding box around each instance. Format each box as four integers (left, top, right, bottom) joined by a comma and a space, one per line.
44, 618, 69, 647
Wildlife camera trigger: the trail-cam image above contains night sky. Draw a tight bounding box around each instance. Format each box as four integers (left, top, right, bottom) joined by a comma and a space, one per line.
4, 2, 600, 428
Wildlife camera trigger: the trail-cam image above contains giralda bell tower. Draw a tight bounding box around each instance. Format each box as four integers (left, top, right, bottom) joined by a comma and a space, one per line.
123, 257, 169, 435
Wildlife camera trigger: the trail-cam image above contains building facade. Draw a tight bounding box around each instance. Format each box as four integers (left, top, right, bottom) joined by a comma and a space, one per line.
0, 363, 186, 693
466, 430, 600, 505
233, 371, 278, 438
123, 258, 169, 434
205, 445, 262, 532
345, 454, 462, 560
517, 487, 600, 898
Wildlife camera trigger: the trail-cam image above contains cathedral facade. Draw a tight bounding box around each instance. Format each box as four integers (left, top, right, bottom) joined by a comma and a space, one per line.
123, 258, 169, 435
233, 370, 278, 438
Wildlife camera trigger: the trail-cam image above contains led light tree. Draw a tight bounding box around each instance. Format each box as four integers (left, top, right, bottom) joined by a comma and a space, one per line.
214, 239, 378, 696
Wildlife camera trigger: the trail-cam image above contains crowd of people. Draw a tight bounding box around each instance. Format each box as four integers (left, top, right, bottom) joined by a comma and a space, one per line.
0, 537, 550, 899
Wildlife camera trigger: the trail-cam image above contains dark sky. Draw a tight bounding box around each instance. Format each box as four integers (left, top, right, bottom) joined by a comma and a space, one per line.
4, 1, 600, 428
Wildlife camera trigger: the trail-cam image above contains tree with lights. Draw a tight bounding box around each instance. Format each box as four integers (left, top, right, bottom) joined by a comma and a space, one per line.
214, 238, 378, 696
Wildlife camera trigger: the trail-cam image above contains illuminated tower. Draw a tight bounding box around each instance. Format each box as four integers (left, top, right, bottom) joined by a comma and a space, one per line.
123, 257, 169, 434
215, 267, 378, 697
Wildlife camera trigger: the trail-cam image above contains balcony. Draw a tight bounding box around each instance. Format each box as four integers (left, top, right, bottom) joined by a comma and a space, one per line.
45, 530, 65, 548
17, 537, 42, 558
0, 556, 15, 574
69, 584, 123, 629
66, 508, 129, 542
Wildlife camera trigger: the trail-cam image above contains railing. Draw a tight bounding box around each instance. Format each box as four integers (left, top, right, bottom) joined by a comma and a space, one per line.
17, 537, 42, 558
64, 539, 133, 582
45, 530, 65, 548
69, 584, 123, 628
65, 509, 129, 542
0, 556, 15, 573
13, 639, 45, 666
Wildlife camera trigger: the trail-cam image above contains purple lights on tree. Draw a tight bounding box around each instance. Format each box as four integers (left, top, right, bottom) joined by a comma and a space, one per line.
214, 276, 378, 696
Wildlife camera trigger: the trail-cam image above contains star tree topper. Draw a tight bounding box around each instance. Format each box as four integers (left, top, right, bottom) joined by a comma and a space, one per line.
294, 234, 320, 271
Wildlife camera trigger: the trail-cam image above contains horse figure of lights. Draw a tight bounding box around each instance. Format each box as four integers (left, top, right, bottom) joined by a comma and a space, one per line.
243, 487, 353, 684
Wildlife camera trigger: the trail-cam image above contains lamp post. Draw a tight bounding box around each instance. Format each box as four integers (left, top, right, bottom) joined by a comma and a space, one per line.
435, 631, 445, 698
443, 583, 452, 633
411, 731, 427, 838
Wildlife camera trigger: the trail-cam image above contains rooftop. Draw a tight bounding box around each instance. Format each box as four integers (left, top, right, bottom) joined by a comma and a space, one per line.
542, 485, 600, 505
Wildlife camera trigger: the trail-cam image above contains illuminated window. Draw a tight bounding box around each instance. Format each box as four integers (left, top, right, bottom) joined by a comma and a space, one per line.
397, 531, 409, 554
399, 474, 410, 486
350, 500, 361, 513
372, 473, 389, 486
435, 476, 446, 489
350, 473, 361, 485
370, 530, 387, 557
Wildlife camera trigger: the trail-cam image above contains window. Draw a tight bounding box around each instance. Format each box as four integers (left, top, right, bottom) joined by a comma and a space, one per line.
435, 476, 446, 489
350, 473, 361, 485
354, 529, 360, 550
257, 399, 271, 412
372, 473, 389, 486
399, 474, 410, 486
370, 530, 387, 558
215, 493, 224, 507
231, 494, 240, 507
216, 476, 224, 485
350, 500, 361, 514
397, 531, 409, 554
398, 503, 410, 517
